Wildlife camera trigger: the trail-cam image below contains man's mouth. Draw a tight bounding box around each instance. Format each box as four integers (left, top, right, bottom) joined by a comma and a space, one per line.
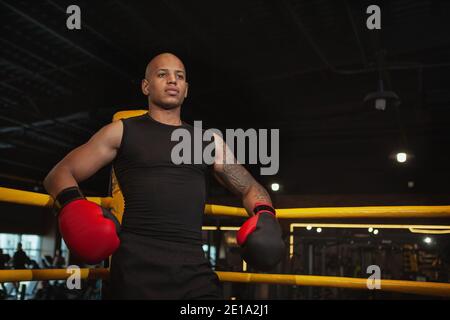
165, 88, 179, 96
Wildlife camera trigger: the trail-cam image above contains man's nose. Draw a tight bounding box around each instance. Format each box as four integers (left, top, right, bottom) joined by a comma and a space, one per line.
167, 73, 177, 84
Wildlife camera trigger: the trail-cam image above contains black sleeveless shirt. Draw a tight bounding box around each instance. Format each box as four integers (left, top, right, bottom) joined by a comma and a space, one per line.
112, 113, 213, 246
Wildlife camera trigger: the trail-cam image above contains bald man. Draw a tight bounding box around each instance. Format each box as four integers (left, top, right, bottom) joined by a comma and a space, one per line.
44, 53, 284, 299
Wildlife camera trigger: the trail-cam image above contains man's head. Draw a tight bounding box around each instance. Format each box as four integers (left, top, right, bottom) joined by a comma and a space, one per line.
142, 53, 188, 110
17, 243, 22, 250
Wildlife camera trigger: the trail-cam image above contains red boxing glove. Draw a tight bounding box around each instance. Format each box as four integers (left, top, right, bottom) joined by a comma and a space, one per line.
55, 187, 120, 264
237, 203, 285, 271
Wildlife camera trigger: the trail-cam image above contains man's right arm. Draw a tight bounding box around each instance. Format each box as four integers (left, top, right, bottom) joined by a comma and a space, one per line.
43, 120, 123, 264
43, 120, 123, 198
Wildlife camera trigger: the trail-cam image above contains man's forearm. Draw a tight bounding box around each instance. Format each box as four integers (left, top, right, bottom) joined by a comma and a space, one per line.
217, 163, 272, 216
43, 165, 79, 199
242, 182, 272, 216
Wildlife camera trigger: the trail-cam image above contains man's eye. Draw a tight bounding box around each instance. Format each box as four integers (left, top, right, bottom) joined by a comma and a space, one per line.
158, 73, 165, 78
177, 74, 184, 80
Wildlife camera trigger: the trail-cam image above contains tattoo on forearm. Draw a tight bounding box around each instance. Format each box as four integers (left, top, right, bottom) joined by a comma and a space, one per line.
253, 183, 271, 203
219, 164, 253, 195
217, 164, 270, 203
216, 139, 271, 204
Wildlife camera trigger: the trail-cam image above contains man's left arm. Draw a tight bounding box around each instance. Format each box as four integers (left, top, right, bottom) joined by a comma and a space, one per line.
212, 133, 285, 270
212, 132, 272, 215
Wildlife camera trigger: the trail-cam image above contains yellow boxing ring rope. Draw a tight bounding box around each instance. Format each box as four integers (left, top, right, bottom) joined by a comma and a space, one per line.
0, 268, 449, 297
2, 187, 450, 219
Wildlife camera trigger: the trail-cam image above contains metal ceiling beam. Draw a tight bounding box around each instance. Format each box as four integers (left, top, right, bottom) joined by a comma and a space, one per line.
46, 0, 135, 61
40, 115, 94, 137
0, 85, 93, 138
278, 0, 335, 71
1, 57, 71, 95
0, 137, 62, 156
0, 114, 75, 149
0, 61, 87, 88
0, 0, 136, 83
0, 106, 93, 147
0, 82, 26, 95
275, 0, 383, 76
0, 96, 18, 106
0, 37, 80, 80
344, 0, 368, 67
0, 111, 91, 134
22, 96, 94, 136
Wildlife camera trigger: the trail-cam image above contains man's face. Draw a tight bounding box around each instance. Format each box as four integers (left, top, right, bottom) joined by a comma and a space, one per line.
142, 54, 188, 110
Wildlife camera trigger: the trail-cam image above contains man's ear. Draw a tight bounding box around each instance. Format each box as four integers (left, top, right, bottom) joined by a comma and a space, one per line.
141, 79, 149, 95
184, 82, 189, 98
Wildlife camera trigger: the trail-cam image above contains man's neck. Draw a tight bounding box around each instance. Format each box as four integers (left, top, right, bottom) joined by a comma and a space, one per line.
148, 105, 182, 126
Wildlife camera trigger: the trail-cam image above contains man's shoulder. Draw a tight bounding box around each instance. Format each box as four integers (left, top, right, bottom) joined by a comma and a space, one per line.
182, 121, 212, 133
118, 114, 147, 124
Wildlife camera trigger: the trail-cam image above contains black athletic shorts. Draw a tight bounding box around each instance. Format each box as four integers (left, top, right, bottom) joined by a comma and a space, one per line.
107, 231, 223, 300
